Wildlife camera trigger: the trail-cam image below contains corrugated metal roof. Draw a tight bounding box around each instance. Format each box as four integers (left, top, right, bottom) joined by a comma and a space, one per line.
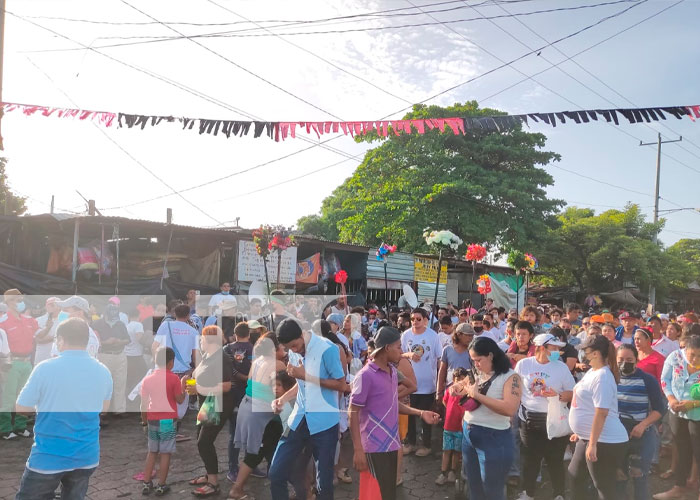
417, 282, 447, 305
366, 250, 415, 281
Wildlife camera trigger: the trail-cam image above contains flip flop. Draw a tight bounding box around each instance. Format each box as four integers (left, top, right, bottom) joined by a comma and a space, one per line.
192, 482, 220, 497
188, 475, 209, 486
176, 434, 192, 442
133, 470, 158, 481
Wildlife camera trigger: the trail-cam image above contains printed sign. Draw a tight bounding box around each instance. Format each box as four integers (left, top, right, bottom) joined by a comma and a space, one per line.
414, 256, 447, 284
237, 240, 297, 284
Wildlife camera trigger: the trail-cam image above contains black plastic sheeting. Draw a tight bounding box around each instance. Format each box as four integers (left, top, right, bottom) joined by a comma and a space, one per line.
0, 261, 219, 299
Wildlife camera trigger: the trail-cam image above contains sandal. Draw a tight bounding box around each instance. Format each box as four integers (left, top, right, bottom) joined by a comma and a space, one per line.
336, 468, 352, 484
226, 494, 251, 500
154, 484, 171, 496
660, 469, 674, 479
189, 476, 209, 486
192, 483, 220, 498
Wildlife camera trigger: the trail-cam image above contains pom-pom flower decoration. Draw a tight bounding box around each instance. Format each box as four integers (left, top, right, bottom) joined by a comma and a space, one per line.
465, 244, 487, 262
268, 226, 296, 252
252, 225, 275, 259
524, 253, 538, 270
376, 242, 397, 262
334, 270, 348, 285
423, 229, 463, 252
477, 274, 491, 295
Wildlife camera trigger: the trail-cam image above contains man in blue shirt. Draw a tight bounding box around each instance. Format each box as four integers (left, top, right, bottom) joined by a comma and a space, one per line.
15, 317, 113, 500
269, 319, 346, 500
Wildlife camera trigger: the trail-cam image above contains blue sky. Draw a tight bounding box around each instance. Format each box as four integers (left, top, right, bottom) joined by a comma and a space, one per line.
5, 0, 699, 246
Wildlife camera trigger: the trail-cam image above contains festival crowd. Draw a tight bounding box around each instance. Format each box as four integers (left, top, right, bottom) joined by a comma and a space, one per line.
1, 284, 700, 500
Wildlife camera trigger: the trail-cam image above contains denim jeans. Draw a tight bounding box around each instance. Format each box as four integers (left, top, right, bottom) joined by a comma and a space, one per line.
15, 467, 96, 500
462, 422, 513, 500
228, 409, 239, 476
616, 425, 657, 500
268, 418, 338, 500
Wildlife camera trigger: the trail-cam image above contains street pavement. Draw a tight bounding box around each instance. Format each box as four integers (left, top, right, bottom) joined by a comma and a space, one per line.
0, 412, 692, 499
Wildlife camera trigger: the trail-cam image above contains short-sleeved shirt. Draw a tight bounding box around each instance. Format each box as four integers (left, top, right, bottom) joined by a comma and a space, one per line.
570, 366, 628, 443
0, 312, 38, 356
16, 350, 113, 473
349, 362, 400, 453
617, 368, 666, 422
92, 318, 130, 354
208, 293, 236, 309
287, 334, 345, 435
194, 348, 233, 410
515, 356, 575, 416
400, 328, 442, 394
124, 321, 145, 357
223, 340, 253, 406
140, 368, 183, 421
440, 345, 472, 384
351, 334, 368, 361
637, 350, 666, 388
443, 390, 465, 432
154, 320, 198, 373
652, 335, 680, 358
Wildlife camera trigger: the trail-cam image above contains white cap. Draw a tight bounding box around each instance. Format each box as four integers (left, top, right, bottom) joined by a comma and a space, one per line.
533, 333, 565, 347
56, 295, 90, 314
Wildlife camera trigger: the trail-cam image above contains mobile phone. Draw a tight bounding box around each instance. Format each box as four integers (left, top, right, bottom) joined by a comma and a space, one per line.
467, 368, 476, 385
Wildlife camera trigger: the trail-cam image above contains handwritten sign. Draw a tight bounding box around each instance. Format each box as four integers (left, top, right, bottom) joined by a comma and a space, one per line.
414, 256, 447, 284
237, 240, 298, 284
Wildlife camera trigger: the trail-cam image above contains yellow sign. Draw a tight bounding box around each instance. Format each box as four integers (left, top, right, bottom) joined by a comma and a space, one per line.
414, 257, 447, 284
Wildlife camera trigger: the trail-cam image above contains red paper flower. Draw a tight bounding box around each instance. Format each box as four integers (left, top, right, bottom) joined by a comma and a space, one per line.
334, 270, 348, 284
465, 244, 487, 262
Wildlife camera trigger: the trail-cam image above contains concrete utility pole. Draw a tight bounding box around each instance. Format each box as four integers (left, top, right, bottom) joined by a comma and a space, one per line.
639, 132, 682, 311
0, 0, 6, 150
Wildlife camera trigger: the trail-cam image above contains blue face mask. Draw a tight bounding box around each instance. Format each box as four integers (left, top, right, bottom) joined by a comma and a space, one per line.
16, 301, 26, 313
221, 290, 230, 295
548, 350, 561, 362
542, 323, 553, 330
57, 311, 70, 323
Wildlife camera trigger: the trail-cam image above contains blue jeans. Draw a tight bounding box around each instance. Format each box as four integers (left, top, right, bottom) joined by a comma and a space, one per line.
228, 409, 239, 476
462, 422, 513, 500
16, 467, 95, 500
268, 418, 338, 500
616, 425, 657, 500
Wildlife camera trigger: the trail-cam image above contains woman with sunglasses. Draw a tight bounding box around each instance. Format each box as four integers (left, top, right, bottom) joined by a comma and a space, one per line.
569, 335, 628, 500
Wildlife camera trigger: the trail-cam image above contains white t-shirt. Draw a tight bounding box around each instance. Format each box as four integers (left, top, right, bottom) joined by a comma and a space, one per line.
154, 320, 198, 373
401, 327, 442, 394
124, 320, 145, 357
34, 321, 59, 365
0, 328, 9, 356
50, 327, 100, 359
479, 329, 502, 343
208, 293, 236, 309
515, 356, 575, 416
569, 366, 628, 444
437, 332, 453, 351
652, 335, 679, 358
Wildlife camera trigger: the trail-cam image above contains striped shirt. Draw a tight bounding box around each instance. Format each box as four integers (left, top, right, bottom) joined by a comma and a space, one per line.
617, 368, 666, 422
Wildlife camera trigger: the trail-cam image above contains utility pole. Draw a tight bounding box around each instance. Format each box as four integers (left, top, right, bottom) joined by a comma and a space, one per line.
639, 133, 682, 311
0, 0, 6, 150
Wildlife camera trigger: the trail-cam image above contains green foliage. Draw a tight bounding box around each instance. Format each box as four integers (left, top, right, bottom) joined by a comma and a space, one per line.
296, 102, 563, 252
0, 157, 26, 216
533, 204, 685, 299
507, 250, 528, 272
667, 239, 700, 286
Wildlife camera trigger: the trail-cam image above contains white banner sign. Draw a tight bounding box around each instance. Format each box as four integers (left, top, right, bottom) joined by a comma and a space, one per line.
237, 240, 298, 285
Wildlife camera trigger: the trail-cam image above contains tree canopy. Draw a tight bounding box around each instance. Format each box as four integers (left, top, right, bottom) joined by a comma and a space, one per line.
533, 204, 686, 299
0, 157, 26, 216
297, 102, 563, 253
667, 238, 700, 286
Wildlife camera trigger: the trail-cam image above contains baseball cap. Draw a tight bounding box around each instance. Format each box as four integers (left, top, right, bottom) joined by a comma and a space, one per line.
3, 288, 23, 301
533, 333, 566, 347
591, 315, 605, 324
56, 295, 90, 314
619, 311, 633, 320
326, 313, 344, 326
247, 320, 263, 329
108, 296, 120, 305
46, 296, 61, 305
455, 323, 476, 336
370, 326, 402, 358
602, 313, 614, 323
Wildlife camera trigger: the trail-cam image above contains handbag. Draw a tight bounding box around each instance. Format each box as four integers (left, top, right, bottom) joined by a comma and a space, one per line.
196, 394, 221, 427
523, 407, 548, 434
459, 373, 498, 412
546, 396, 571, 439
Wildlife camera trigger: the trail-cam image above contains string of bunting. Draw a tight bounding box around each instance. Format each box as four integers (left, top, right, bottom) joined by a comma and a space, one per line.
3, 101, 698, 142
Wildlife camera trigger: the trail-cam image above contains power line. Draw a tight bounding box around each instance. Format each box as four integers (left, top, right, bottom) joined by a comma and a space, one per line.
20, 0, 638, 52
204, 0, 412, 105
25, 57, 225, 226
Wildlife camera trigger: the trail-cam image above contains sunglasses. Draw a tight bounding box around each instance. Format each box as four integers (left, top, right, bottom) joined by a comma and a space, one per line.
411, 317, 424, 322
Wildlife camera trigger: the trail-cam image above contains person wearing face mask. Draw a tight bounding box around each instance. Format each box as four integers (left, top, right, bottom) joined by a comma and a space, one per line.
0, 289, 38, 440
93, 301, 131, 416
654, 334, 700, 500
208, 282, 235, 316
513, 334, 575, 500
616, 344, 666, 500
569, 335, 629, 500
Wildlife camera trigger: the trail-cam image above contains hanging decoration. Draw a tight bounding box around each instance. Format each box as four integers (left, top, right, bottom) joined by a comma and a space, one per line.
507, 250, 529, 313
465, 243, 488, 317
477, 274, 491, 295
524, 253, 538, 270
3, 101, 698, 143
267, 226, 296, 291
376, 242, 397, 313
252, 225, 276, 329
334, 269, 349, 313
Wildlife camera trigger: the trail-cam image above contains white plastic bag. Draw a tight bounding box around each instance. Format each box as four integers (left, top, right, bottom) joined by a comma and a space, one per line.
546, 395, 571, 439
349, 357, 363, 376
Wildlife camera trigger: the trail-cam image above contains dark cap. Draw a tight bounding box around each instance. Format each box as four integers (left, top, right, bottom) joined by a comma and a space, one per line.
370, 326, 401, 357
580, 334, 611, 352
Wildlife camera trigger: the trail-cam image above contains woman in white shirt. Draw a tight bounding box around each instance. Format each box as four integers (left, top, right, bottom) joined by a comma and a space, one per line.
452, 336, 521, 500
514, 333, 575, 500
569, 335, 628, 500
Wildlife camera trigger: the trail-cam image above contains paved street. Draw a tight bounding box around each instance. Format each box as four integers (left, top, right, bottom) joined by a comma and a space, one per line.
0, 412, 691, 500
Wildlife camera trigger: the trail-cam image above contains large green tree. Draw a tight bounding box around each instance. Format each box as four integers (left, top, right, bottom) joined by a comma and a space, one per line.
533, 204, 685, 299
297, 102, 563, 253
667, 239, 700, 286
0, 157, 27, 215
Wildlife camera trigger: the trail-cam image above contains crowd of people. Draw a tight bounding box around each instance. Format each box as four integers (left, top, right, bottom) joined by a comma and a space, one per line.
2, 283, 700, 500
